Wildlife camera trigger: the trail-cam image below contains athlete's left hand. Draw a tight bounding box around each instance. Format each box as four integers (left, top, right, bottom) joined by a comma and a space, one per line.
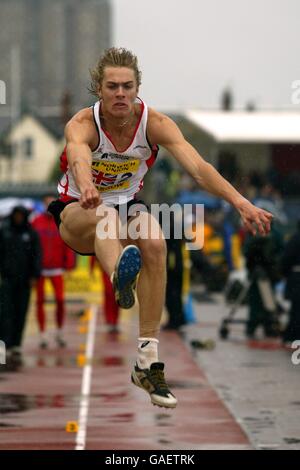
235, 198, 273, 236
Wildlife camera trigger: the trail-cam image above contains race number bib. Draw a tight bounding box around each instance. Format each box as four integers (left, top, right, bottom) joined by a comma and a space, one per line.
91, 159, 140, 192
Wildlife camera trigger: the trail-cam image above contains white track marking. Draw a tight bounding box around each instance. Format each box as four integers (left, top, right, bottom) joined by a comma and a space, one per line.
75, 304, 98, 450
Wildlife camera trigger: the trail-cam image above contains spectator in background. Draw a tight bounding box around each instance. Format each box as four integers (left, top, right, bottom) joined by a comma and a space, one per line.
90, 256, 120, 333
164, 212, 197, 330
164, 214, 186, 330
281, 221, 300, 344
32, 195, 75, 349
103, 270, 120, 333
243, 221, 283, 338
0, 206, 41, 365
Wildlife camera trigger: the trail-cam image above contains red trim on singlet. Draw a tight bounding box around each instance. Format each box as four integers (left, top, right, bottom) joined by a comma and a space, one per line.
146, 144, 159, 169
58, 146, 70, 196
58, 194, 79, 203
99, 100, 145, 153
58, 173, 69, 196
60, 146, 68, 172
133, 145, 159, 198
135, 180, 144, 195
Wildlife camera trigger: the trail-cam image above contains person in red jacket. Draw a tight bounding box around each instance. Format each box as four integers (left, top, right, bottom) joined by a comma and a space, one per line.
32, 194, 75, 348
90, 256, 120, 333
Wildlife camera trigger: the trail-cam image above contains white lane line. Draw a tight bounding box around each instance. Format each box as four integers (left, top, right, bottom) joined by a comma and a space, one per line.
75, 304, 98, 451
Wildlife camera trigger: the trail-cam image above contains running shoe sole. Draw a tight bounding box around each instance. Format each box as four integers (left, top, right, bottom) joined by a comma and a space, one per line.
113, 245, 142, 309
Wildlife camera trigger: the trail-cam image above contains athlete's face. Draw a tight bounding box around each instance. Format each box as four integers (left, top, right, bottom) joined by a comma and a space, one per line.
100, 67, 138, 117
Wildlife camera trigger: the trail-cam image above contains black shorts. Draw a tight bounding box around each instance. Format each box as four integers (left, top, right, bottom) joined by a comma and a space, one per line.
48, 198, 78, 229
48, 197, 149, 230
48, 197, 149, 257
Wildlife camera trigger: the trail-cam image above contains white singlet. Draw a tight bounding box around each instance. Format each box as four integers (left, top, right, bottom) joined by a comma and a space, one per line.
58, 98, 159, 206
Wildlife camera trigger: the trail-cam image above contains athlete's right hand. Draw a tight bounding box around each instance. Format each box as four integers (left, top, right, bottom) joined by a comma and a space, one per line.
79, 185, 101, 209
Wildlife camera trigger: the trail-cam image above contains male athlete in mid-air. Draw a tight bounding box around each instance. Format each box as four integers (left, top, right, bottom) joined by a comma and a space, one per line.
49, 47, 272, 408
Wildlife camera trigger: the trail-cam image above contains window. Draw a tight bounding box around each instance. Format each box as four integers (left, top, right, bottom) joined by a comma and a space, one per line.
24, 138, 34, 159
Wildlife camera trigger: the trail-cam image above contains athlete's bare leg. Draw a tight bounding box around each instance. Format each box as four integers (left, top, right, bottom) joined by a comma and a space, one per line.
59, 202, 122, 275
61, 202, 175, 406
127, 211, 177, 407
60, 203, 166, 336
126, 211, 167, 339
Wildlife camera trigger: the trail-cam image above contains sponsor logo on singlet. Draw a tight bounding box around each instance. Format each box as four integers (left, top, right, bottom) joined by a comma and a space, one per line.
91, 157, 140, 192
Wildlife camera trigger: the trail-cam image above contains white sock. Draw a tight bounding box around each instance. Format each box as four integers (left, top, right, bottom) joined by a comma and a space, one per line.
137, 337, 159, 369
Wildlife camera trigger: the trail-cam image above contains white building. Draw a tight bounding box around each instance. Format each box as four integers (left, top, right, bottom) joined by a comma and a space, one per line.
184, 110, 300, 178
0, 115, 64, 183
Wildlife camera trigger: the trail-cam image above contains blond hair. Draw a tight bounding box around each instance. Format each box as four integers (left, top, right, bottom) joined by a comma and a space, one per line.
89, 47, 142, 96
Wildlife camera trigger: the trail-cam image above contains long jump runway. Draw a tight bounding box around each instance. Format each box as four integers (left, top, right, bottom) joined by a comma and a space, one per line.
0, 303, 252, 450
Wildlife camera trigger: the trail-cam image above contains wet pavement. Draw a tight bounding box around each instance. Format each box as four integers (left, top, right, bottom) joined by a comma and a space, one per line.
0, 291, 299, 450
185, 294, 300, 450
0, 296, 252, 450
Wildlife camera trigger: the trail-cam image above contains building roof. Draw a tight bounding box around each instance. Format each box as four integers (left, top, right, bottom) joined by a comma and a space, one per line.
185, 111, 300, 144
0, 113, 64, 141
37, 115, 64, 139
0, 116, 12, 138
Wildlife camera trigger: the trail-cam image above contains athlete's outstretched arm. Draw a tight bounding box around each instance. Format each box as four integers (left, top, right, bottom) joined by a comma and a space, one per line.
65, 110, 101, 209
147, 109, 273, 236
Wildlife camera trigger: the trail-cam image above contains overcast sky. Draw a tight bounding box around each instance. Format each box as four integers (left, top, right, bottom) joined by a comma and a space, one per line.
112, 0, 300, 111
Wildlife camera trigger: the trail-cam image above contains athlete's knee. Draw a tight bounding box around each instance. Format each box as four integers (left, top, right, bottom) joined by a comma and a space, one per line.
61, 207, 96, 236
141, 238, 167, 268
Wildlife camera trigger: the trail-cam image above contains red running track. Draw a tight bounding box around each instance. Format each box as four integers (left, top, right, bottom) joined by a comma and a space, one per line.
0, 305, 252, 450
